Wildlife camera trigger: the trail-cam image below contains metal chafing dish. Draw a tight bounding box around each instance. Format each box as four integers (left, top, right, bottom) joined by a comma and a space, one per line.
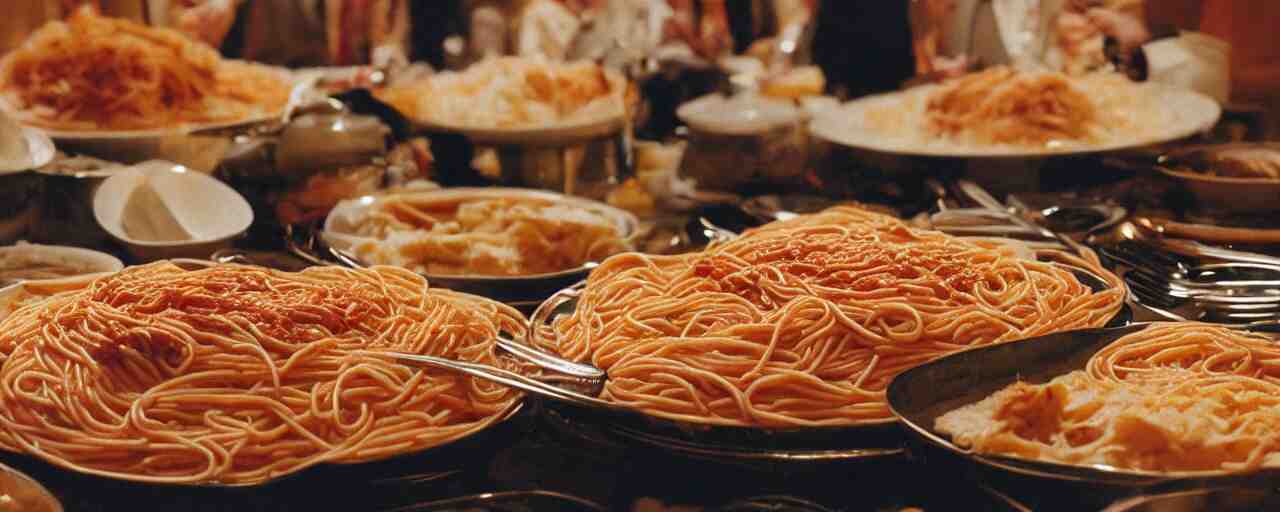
0, 120, 55, 244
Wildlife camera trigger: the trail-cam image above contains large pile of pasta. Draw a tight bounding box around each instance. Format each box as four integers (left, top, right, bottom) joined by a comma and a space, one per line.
0, 262, 525, 485
541, 206, 1125, 427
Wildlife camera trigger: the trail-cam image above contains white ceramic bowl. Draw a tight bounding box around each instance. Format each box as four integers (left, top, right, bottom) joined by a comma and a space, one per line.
93, 161, 253, 262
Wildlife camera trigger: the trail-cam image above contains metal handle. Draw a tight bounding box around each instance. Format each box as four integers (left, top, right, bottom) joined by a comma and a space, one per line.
356, 350, 626, 415
1246, 320, 1280, 334
495, 335, 604, 381
956, 180, 1091, 256
528, 281, 585, 350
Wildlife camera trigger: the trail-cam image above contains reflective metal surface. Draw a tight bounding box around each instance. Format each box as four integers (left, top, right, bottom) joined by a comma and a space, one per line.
888, 323, 1280, 489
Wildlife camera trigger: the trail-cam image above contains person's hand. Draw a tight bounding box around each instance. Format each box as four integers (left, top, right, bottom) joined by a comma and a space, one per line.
176, 0, 239, 48
1086, 7, 1151, 55
904, 54, 974, 87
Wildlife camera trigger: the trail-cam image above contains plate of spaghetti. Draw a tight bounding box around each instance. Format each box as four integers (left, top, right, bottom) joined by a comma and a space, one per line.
375, 57, 627, 145
0, 261, 527, 486
890, 322, 1280, 485
530, 206, 1126, 436
0, 8, 292, 137
810, 67, 1220, 158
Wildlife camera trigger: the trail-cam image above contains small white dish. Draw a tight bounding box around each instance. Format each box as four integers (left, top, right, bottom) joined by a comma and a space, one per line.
93, 161, 253, 262
676, 93, 801, 136
0, 126, 55, 173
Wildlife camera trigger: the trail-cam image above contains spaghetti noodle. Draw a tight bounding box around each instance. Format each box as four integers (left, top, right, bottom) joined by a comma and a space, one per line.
0, 8, 290, 131
539, 206, 1124, 427
925, 66, 1102, 146
0, 262, 525, 485
937, 323, 1280, 472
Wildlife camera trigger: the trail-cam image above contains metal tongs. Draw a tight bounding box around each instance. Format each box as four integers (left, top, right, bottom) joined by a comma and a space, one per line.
354, 335, 641, 416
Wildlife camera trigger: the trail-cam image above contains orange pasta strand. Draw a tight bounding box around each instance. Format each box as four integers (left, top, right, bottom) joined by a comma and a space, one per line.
539, 206, 1124, 427
0, 262, 525, 485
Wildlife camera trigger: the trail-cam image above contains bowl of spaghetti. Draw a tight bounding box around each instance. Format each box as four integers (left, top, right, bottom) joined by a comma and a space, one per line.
0, 261, 529, 486
528, 206, 1126, 448
323, 187, 638, 305
810, 67, 1221, 158
0, 8, 294, 170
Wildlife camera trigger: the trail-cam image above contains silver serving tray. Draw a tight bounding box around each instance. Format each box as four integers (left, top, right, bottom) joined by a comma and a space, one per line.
524, 262, 1127, 463
0, 260, 526, 489
887, 322, 1280, 489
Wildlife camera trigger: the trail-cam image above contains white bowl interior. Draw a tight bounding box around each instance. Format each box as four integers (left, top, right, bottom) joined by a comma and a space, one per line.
93, 160, 254, 247
677, 93, 801, 135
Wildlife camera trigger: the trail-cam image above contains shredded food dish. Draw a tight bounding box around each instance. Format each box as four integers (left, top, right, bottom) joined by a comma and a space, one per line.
0, 8, 290, 131
377, 57, 621, 129
937, 323, 1280, 472
924, 66, 1101, 146
343, 193, 631, 277
863, 67, 1176, 150
0, 262, 526, 485
538, 206, 1124, 427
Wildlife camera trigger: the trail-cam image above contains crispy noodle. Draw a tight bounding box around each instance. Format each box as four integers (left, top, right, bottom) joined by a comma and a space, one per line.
938, 323, 1280, 472
340, 194, 632, 277
0, 8, 290, 131
0, 262, 525, 485
377, 57, 621, 129
537, 206, 1124, 427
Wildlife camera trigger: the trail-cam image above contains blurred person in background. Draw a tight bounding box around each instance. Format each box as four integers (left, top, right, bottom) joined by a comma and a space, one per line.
1090, 0, 1280, 137
815, 1, 915, 99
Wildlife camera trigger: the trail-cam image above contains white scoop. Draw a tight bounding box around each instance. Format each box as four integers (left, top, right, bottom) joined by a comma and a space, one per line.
0, 110, 53, 173
94, 161, 253, 261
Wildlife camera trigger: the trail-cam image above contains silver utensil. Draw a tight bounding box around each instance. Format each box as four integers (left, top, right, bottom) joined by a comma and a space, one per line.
1097, 219, 1280, 269
384, 490, 607, 512
1101, 241, 1280, 290
955, 180, 1089, 254
1099, 240, 1280, 322
354, 345, 619, 413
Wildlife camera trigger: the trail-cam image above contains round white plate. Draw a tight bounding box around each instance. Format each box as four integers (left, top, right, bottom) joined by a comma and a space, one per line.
809, 82, 1222, 159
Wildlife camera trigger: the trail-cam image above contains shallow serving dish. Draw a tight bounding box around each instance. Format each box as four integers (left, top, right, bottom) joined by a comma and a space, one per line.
522, 262, 1128, 463
322, 187, 639, 305
0, 260, 527, 490
7, 65, 304, 173
887, 322, 1280, 491
0, 242, 122, 289
0, 461, 62, 512
1155, 143, 1280, 213
93, 161, 254, 262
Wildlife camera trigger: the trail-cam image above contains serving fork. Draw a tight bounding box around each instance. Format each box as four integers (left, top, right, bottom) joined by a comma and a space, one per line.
1098, 239, 1280, 323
